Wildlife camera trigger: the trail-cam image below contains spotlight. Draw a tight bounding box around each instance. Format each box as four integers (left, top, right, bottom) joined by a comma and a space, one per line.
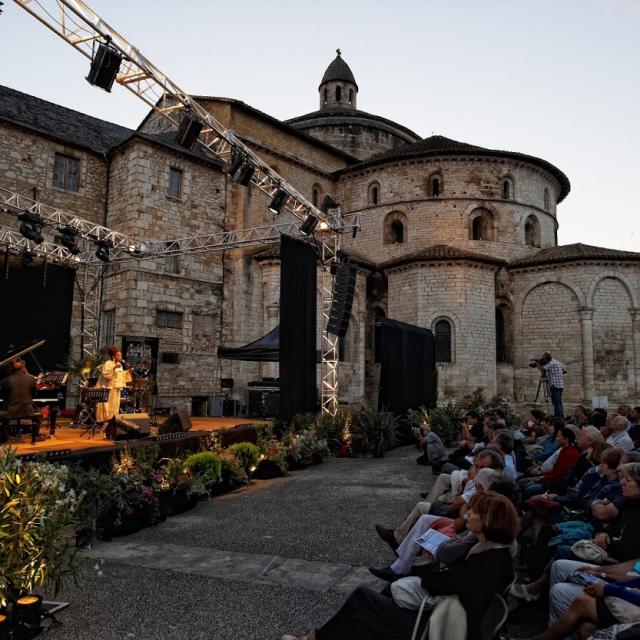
95, 239, 112, 262
268, 189, 288, 214
21, 251, 35, 268
18, 211, 44, 244
235, 161, 254, 186
176, 114, 203, 149
58, 227, 79, 254
299, 213, 318, 236
225, 155, 244, 177
318, 221, 330, 231
86, 42, 122, 92
321, 195, 340, 214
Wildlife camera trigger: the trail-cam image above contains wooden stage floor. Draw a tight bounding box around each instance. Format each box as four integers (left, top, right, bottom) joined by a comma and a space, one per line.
6, 417, 265, 457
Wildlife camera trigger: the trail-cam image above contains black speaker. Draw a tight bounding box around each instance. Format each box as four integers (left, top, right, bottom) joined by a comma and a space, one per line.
106, 413, 150, 440
326, 263, 357, 337
158, 409, 192, 434
86, 43, 122, 92
175, 115, 203, 149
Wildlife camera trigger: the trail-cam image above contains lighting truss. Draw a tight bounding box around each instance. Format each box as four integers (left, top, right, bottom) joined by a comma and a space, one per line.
320, 237, 340, 417
13, 0, 334, 229
0, 225, 87, 263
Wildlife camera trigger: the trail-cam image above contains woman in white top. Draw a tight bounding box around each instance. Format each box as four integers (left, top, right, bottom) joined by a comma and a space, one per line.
96, 347, 125, 428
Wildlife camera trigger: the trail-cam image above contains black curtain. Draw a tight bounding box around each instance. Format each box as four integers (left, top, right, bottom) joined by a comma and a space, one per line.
377, 317, 437, 414
279, 236, 317, 422
0, 257, 75, 370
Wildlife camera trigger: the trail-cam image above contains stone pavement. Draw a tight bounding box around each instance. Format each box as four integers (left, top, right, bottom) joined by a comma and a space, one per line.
48, 445, 431, 640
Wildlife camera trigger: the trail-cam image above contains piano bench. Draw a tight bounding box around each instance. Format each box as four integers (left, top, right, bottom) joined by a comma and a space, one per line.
5, 413, 42, 440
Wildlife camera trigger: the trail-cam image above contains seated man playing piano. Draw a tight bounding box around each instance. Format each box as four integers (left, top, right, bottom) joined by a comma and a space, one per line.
0, 358, 41, 445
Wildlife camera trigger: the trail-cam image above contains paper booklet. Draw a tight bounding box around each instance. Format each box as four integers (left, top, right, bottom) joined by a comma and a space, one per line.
415, 528, 451, 554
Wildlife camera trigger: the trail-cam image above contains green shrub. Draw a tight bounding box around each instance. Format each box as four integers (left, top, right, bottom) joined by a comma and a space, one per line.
291, 412, 316, 433
229, 442, 260, 473
183, 451, 222, 486
218, 450, 249, 486
351, 403, 401, 457
428, 402, 464, 441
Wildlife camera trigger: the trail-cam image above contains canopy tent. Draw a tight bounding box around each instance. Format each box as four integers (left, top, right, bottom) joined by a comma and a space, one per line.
217, 326, 279, 362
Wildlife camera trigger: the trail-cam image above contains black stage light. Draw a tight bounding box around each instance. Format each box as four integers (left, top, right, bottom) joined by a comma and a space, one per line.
321, 195, 339, 214
299, 213, 319, 236
176, 114, 203, 149
21, 251, 35, 268
58, 227, 80, 254
95, 239, 111, 262
86, 42, 122, 92
268, 189, 288, 214
225, 155, 244, 177
18, 211, 44, 244
235, 161, 255, 186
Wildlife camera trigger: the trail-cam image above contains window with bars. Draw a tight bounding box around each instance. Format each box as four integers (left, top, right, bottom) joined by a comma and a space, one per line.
156, 309, 183, 328
434, 319, 452, 363
52, 153, 79, 191
102, 309, 115, 347
167, 167, 183, 199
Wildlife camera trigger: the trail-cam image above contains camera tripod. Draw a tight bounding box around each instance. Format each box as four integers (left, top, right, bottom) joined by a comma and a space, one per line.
534, 372, 552, 411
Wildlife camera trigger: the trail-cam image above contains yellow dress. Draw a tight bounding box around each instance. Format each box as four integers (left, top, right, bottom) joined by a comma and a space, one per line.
95, 360, 124, 422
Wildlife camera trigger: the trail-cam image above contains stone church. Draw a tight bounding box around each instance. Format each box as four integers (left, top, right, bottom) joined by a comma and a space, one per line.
1, 51, 639, 412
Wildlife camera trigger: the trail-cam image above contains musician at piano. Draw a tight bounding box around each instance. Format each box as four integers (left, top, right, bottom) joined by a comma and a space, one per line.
95, 347, 127, 431
0, 358, 41, 445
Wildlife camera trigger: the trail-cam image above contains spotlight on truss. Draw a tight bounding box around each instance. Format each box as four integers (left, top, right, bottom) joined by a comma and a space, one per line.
21, 250, 35, 268
95, 239, 112, 262
86, 42, 122, 92
18, 211, 44, 244
57, 227, 80, 254
268, 189, 288, 214
321, 195, 340, 214
299, 213, 319, 236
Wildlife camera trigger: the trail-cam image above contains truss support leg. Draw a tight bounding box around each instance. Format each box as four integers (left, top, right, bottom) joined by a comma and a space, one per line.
320, 236, 339, 417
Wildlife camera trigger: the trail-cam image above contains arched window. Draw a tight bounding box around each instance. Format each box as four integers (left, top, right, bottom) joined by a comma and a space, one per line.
390, 221, 404, 243
427, 172, 443, 197
495, 305, 512, 363
434, 319, 452, 363
335, 85, 342, 101
502, 177, 514, 200
323, 88, 328, 104
469, 208, 494, 241
312, 184, 323, 207
543, 188, 550, 211
384, 211, 408, 244
368, 181, 380, 205
524, 215, 541, 247
349, 88, 354, 103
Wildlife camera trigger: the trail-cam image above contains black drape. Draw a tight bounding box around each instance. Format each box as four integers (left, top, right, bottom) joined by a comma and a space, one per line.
0, 257, 75, 370
279, 236, 317, 422
377, 317, 437, 413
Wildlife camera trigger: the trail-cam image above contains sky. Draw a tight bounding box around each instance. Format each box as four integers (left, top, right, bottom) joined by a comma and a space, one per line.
1, 0, 639, 250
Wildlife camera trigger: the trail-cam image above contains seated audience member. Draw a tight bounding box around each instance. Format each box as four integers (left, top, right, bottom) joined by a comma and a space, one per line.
628, 406, 640, 447
445, 411, 483, 471
553, 426, 605, 495
369, 470, 508, 581
415, 423, 447, 470
616, 403, 632, 425
492, 429, 517, 481
520, 427, 581, 497
375, 449, 505, 549
528, 417, 564, 462
521, 409, 546, 437
568, 405, 592, 429
511, 462, 640, 601
283, 493, 519, 640
606, 414, 635, 452
493, 407, 507, 426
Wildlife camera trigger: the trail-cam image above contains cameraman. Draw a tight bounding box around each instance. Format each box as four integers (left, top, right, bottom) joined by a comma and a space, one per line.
538, 352, 566, 418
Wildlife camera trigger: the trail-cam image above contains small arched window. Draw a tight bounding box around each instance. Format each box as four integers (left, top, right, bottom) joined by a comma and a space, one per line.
427, 172, 442, 197
434, 319, 452, 363
472, 217, 484, 240
469, 208, 494, 241
335, 85, 342, 101
495, 305, 512, 363
524, 215, 541, 247
368, 181, 380, 205
390, 221, 404, 244
543, 188, 550, 211
384, 211, 408, 245
312, 184, 323, 207
323, 88, 328, 104
349, 88, 354, 103
502, 177, 513, 200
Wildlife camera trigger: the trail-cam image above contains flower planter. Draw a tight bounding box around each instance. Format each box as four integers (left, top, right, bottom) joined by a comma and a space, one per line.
253, 459, 286, 479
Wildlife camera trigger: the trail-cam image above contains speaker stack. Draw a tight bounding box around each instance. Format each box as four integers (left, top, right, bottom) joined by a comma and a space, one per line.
158, 409, 192, 435
326, 261, 357, 338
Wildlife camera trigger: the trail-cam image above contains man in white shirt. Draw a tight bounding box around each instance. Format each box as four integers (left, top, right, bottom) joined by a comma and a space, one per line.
606, 414, 634, 452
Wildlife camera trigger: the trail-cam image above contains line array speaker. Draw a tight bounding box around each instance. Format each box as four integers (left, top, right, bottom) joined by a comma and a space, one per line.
175, 115, 203, 149
86, 43, 122, 92
326, 262, 357, 338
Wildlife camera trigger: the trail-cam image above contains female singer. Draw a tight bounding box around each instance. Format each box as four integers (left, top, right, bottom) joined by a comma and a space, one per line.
96, 347, 125, 431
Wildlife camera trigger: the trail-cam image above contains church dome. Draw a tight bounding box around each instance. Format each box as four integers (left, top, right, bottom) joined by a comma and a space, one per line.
320, 50, 358, 90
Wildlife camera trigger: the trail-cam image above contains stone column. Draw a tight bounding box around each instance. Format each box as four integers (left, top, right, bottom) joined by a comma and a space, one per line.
579, 307, 595, 402
258, 259, 280, 380
631, 308, 640, 397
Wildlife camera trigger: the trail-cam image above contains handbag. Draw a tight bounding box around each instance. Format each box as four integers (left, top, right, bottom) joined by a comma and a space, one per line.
604, 598, 640, 625
571, 539, 615, 563
391, 576, 439, 611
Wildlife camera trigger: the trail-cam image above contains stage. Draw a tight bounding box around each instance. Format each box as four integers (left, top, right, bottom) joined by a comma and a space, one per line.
7, 417, 267, 460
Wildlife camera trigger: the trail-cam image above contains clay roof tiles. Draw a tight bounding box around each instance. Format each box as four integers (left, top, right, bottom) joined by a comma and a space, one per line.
510, 243, 640, 268
381, 244, 506, 270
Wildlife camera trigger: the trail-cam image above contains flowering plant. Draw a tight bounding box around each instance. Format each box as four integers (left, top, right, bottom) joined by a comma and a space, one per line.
259, 440, 289, 475
284, 429, 329, 465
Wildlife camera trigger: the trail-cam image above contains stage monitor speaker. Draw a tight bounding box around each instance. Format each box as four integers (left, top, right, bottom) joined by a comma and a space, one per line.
176, 115, 203, 149
86, 43, 122, 92
109, 413, 151, 440
158, 409, 192, 434
326, 262, 357, 338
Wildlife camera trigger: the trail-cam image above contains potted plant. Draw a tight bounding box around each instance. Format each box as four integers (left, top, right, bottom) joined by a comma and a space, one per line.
216, 449, 248, 493
155, 457, 202, 516
351, 403, 401, 457
254, 440, 288, 479
183, 451, 222, 495
228, 442, 260, 477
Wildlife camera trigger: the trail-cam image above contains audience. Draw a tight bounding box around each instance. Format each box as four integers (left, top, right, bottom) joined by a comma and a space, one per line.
606, 414, 635, 452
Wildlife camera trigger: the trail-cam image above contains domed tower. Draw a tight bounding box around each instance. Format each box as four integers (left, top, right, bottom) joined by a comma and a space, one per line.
286, 50, 420, 161
319, 49, 358, 110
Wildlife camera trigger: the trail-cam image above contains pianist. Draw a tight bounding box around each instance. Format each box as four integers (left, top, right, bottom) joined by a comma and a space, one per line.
0, 359, 41, 445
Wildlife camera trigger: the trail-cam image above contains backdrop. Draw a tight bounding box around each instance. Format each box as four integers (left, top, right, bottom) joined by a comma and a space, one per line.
377, 317, 437, 414
279, 236, 317, 422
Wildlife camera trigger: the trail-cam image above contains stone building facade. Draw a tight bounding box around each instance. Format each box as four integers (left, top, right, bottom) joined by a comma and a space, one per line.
1, 50, 639, 412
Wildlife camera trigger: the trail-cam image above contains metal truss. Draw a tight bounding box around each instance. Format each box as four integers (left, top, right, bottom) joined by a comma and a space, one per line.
13, 0, 334, 229
320, 237, 340, 417
75, 262, 104, 356
0, 225, 86, 263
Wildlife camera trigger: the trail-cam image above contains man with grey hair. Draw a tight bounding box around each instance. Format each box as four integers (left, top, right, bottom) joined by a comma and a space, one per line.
606, 414, 634, 452
375, 448, 505, 548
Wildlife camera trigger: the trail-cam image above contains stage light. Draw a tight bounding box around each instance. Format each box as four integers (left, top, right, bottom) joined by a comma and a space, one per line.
176, 114, 203, 149
235, 161, 254, 186
86, 42, 122, 92
268, 189, 288, 214
318, 221, 330, 231
58, 227, 80, 254
21, 251, 35, 268
95, 239, 111, 262
225, 155, 244, 177
299, 213, 318, 236
18, 211, 44, 244
321, 195, 339, 214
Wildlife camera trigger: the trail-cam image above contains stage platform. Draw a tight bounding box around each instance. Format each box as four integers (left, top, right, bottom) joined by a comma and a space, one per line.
6, 417, 267, 461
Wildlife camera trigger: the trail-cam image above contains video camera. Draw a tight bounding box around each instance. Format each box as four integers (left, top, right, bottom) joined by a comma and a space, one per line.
529, 357, 545, 368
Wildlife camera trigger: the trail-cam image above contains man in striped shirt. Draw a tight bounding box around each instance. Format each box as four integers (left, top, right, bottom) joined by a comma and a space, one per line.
539, 352, 566, 418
